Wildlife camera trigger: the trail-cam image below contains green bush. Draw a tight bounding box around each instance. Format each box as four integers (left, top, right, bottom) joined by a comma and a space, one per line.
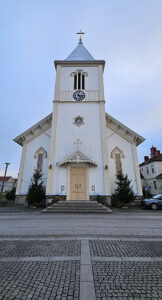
111, 172, 135, 207
6, 188, 16, 201
26, 169, 46, 207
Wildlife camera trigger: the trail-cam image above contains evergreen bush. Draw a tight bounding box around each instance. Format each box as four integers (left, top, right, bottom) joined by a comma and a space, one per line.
6, 188, 16, 201
111, 172, 135, 207
26, 169, 46, 207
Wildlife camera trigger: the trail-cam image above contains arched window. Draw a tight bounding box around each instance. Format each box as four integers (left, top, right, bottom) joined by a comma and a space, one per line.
111, 147, 125, 175
72, 70, 87, 90
37, 153, 43, 171
34, 147, 47, 173
115, 153, 122, 175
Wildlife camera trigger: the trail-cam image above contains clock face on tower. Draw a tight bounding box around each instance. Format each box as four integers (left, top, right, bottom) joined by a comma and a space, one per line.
73, 90, 85, 101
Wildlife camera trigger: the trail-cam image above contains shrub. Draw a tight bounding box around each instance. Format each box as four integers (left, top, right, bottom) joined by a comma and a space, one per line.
26, 169, 46, 207
111, 172, 135, 207
6, 188, 16, 201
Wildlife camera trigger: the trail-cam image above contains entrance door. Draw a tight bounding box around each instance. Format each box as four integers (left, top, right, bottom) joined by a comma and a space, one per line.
70, 167, 86, 200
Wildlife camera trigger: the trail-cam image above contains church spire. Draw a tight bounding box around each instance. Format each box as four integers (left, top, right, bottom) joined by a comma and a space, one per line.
65, 31, 95, 61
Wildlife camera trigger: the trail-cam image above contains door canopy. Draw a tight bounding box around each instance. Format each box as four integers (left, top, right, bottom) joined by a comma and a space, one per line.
58, 151, 97, 167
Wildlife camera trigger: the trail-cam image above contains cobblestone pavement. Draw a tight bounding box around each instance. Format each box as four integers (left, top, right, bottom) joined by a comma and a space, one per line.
90, 240, 162, 257
93, 261, 162, 300
0, 240, 80, 257
0, 208, 161, 299
0, 261, 80, 300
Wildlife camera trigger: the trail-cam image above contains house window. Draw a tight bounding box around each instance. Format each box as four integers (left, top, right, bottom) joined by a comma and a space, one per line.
72, 70, 87, 90
146, 167, 149, 174
115, 153, 122, 175
153, 181, 157, 189
151, 166, 155, 174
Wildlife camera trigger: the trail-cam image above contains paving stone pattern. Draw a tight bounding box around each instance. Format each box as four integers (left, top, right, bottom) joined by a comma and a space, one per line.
0, 240, 81, 257
90, 240, 162, 257
0, 261, 80, 300
93, 261, 162, 300
1, 234, 162, 239
0, 211, 162, 299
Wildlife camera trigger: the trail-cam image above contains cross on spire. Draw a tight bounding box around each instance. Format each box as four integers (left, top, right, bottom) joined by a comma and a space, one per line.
76, 30, 85, 42
74, 139, 83, 151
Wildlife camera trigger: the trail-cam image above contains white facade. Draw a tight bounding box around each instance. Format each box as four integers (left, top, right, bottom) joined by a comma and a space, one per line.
140, 149, 162, 195
53, 102, 104, 195
18, 128, 51, 194
106, 127, 137, 194
14, 39, 144, 204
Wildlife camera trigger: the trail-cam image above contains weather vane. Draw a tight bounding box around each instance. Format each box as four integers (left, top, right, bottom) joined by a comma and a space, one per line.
76, 30, 85, 42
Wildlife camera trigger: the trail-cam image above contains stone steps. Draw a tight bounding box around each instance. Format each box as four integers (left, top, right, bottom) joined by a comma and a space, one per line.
42, 200, 112, 213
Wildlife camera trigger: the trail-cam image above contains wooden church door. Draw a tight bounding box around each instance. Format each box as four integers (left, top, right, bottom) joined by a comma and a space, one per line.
70, 167, 86, 200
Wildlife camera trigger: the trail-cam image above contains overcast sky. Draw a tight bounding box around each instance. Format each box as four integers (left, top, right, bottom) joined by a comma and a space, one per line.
1, 0, 162, 177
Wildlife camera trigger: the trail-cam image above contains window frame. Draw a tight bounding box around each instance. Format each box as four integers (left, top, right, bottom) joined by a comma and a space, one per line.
111, 147, 125, 176
71, 69, 88, 90
34, 147, 47, 173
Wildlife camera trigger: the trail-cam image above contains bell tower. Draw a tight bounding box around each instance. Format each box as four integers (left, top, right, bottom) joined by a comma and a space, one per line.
46, 32, 110, 199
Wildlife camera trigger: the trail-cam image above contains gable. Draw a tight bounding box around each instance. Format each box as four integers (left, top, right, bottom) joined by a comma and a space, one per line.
14, 113, 52, 146
105, 113, 145, 146
14, 111, 144, 147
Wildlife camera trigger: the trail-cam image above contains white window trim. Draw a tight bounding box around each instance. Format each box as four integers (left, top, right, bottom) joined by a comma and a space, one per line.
34, 147, 47, 172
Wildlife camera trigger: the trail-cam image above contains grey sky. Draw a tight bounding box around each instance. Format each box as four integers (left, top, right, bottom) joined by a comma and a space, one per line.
1, 0, 162, 177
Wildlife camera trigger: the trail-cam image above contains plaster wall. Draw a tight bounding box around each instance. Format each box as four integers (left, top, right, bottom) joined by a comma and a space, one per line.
157, 161, 162, 175
53, 102, 104, 195
106, 127, 137, 194
20, 128, 51, 194
140, 162, 158, 179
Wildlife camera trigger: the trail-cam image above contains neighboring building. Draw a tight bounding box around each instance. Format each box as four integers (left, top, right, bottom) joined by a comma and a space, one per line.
139, 146, 162, 195
0, 176, 17, 192
14, 35, 144, 205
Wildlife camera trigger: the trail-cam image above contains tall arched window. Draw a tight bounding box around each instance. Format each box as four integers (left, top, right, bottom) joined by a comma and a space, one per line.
34, 147, 47, 173
115, 153, 122, 175
111, 147, 125, 175
37, 153, 43, 172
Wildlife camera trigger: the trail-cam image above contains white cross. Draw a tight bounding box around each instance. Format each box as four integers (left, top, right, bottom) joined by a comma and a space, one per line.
74, 139, 83, 151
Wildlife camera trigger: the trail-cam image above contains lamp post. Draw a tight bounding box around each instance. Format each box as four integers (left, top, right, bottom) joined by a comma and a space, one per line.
0, 163, 11, 196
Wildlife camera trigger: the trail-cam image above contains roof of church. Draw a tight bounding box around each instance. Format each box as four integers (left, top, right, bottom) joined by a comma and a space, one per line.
65, 40, 95, 61
14, 112, 145, 147
105, 113, 145, 146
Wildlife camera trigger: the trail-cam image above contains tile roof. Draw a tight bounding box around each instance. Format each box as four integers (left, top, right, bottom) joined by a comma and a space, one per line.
65, 40, 95, 61
156, 173, 162, 179
139, 154, 162, 166
0, 176, 12, 182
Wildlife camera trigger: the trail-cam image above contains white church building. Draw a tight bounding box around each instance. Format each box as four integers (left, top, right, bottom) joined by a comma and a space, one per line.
14, 34, 144, 205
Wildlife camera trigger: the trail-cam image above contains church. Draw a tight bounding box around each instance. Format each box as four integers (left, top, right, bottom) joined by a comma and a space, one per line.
14, 33, 144, 205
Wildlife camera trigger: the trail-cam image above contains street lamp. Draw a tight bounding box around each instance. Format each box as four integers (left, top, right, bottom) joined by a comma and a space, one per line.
0, 163, 11, 195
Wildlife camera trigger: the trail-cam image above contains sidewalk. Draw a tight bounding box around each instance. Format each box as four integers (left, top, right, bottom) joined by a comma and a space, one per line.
0, 209, 161, 299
